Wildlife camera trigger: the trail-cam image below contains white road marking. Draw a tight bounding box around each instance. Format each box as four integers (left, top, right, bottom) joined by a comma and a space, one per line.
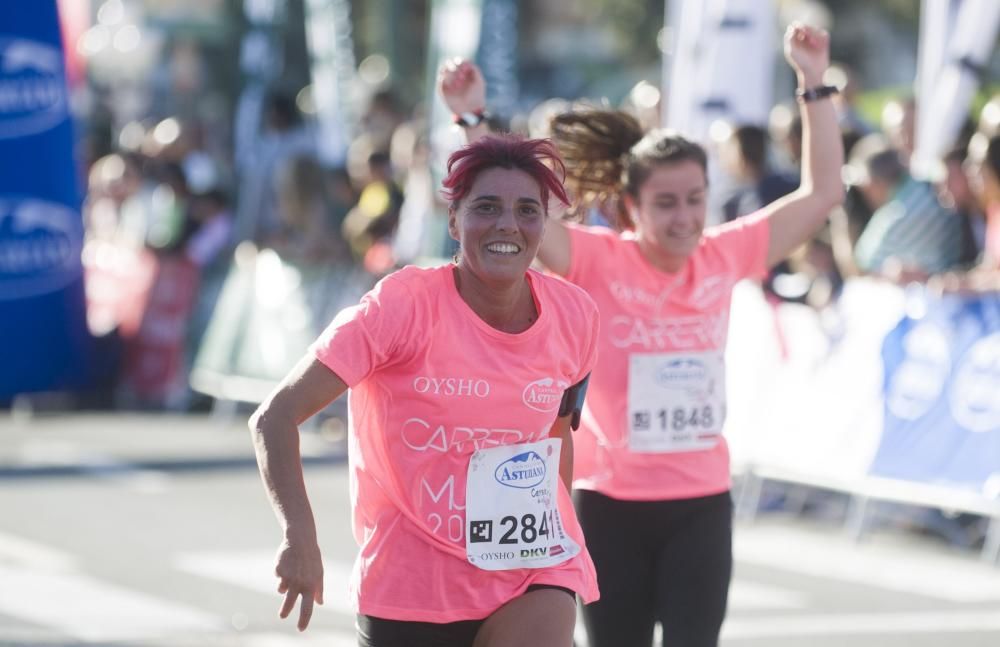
0, 564, 223, 641
15, 440, 171, 493
174, 550, 356, 615
728, 580, 808, 610
722, 609, 1000, 640
735, 524, 1000, 602
0, 530, 75, 571
241, 630, 358, 646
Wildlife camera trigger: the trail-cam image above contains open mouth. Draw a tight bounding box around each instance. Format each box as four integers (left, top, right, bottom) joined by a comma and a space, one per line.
485, 241, 522, 255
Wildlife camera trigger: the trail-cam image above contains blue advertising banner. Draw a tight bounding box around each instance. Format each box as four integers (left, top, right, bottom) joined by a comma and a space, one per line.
0, 0, 89, 400
870, 291, 1000, 492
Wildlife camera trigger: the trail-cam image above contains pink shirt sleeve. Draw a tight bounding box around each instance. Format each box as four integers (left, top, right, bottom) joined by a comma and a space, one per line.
564, 223, 621, 286
701, 210, 771, 280
310, 274, 415, 386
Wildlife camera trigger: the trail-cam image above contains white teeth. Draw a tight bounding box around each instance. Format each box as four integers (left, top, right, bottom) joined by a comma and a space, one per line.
486, 242, 521, 254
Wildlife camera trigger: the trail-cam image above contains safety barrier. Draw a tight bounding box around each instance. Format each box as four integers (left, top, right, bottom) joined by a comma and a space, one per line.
725, 279, 1000, 562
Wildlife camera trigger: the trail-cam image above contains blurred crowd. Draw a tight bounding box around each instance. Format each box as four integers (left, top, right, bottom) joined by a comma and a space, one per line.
76, 50, 1000, 419
79, 85, 418, 410
707, 63, 1000, 310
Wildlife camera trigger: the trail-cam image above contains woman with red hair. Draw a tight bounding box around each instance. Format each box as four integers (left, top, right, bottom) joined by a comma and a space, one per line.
250, 134, 600, 646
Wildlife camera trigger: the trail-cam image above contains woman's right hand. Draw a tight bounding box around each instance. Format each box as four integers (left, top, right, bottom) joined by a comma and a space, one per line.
437, 57, 486, 116
274, 536, 325, 631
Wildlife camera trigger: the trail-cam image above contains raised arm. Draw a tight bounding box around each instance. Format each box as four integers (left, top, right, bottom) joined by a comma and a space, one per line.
761, 23, 845, 268
248, 355, 349, 631
438, 58, 491, 143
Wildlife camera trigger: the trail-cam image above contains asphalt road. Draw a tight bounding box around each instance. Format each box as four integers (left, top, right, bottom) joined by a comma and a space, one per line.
2, 413, 999, 646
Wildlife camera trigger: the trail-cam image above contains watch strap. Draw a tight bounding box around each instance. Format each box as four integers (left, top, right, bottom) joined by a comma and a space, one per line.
453, 109, 489, 127
795, 84, 839, 103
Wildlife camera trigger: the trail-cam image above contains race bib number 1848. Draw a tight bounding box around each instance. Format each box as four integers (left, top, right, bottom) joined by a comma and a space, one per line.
627, 351, 726, 453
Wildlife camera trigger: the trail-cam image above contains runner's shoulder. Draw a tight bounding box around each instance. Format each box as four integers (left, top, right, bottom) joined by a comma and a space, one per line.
565, 221, 625, 247
374, 264, 446, 302
530, 268, 599, 320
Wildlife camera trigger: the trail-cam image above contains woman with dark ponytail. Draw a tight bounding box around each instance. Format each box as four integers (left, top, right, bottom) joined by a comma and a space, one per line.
442, 23, 844, 647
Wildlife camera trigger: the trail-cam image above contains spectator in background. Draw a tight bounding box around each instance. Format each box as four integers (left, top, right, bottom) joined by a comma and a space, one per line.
390, 119, 437, 265
362, 88, 405, 152
824, 62, 875, 137
184, 188, 234, 270
181, 186, 235, 404
719, 123, 815, 302
271, 155, 348, 265
966, 133, 1000, 270
929, 132, 1000, 295
881, 97, 916, 168
720, 124, 799, 222
977, 94, 1000, 137
342, 151, 404, 273
236, 91, 316, 243
936, 146, 985, 268
769, 104, 803, 172
849, 134, 963, 281
84, 153, 143, 244
324, 166, 357, 231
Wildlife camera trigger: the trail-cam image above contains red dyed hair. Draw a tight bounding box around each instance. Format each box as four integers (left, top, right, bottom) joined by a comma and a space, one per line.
441, 134, 570, 212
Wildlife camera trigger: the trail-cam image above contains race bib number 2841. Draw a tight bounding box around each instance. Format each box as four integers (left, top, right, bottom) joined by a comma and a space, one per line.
465, 439, 579, 571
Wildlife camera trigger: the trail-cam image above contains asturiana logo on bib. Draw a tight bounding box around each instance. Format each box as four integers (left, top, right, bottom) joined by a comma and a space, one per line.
494, 451, 546, 488
655, 358, 707, 389
522, 377, 567, 412
0, 38, 69, 139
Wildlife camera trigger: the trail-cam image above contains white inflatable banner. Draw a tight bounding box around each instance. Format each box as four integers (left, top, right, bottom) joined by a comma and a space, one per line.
725, 279, 906, 481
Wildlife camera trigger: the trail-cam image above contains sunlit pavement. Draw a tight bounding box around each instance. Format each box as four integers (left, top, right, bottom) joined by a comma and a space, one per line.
2, 413, 999, 646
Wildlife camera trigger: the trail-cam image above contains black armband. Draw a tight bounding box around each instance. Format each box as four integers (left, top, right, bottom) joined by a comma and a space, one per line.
558, 373, 591, 431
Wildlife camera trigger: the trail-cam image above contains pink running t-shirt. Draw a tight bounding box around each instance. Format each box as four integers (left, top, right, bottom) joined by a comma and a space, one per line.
311, 264, 600, 622
562, 214, 770, 501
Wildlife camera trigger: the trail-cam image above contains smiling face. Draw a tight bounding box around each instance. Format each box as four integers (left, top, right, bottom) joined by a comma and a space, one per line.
627, 160, 708, 271
448, 166, 546, 287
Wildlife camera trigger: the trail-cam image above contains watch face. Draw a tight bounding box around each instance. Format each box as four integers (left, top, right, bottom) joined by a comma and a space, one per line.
459, 112, 482, 126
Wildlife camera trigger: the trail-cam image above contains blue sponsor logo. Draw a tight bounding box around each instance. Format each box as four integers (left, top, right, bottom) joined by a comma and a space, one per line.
655, 358, 707, 389
0, 197, 82, 300
0, 38, 69, 139
494, 451, 546, 489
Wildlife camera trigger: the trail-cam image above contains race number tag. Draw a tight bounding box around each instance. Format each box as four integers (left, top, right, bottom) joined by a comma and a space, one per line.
627, 351, 726, 453
465, 439, 580, 571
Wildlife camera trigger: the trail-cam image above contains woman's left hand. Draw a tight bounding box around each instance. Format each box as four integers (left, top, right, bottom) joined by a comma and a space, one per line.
784, 22, 830, 86
274, 537, 325, 631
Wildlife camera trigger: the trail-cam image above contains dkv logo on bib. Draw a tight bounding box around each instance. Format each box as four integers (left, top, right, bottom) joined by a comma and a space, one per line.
494, 450, 547, 488
0, 38, 69, 139
522, 377, 567, 412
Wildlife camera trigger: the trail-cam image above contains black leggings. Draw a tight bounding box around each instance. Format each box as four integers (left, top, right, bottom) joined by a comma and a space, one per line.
574, 489, 733, 647
356, 584, 576, 647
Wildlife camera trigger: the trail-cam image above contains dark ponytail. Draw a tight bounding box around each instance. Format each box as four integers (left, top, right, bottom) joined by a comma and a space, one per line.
549, 109, 643, 229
